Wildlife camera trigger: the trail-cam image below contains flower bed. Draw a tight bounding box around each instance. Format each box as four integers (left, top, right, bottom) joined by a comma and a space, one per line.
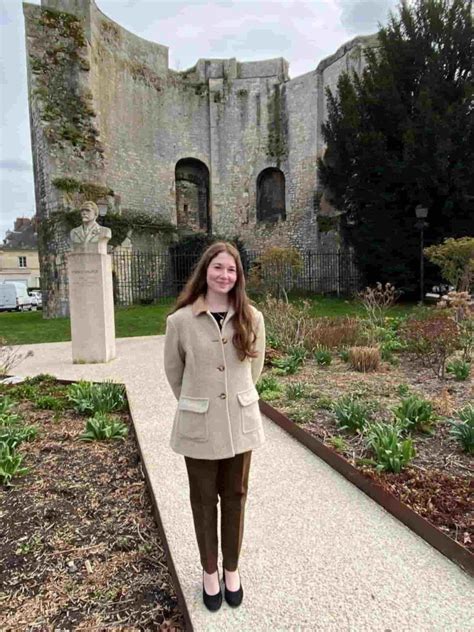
257, 294, 473, 555
0, 376, 186, 630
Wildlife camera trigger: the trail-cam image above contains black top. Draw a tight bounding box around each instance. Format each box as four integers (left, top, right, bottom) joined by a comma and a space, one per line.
211, 311, 227, 331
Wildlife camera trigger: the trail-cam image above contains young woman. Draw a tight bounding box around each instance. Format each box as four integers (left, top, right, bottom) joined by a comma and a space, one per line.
164, 242, 266, 612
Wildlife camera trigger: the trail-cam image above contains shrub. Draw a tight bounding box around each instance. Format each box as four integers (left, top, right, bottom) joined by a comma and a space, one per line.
248, 247, 303, 300
446, 359, 470, 381
285, 382, 307, 400
303, 317, 361, 351
79, 412, 128, 441
357, 282, 401, 328
368, 321, 407, 363
348, 346, 380, 372
436, 291, 473, 323
459, 317, 474, 362
392, 394, 437, 434
400, 314, 460, 379
364, 421, 415, 473
448, 405, 474, 454
424, 237, 474, 292
332, 393, 372, 433
67, 380, 126, 414
258, 296, 313, 352
314, 347, 332, 366
0, 444, 29, 486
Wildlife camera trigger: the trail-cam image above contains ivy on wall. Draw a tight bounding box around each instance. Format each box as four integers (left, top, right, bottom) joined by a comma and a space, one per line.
317, 215, 339, 233
267, 84, 288, 167
28, 7, 102, 157
52, 177, 113, 201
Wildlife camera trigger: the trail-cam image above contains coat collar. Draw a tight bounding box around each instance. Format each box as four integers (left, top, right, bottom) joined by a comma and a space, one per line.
191, 294, 236, 319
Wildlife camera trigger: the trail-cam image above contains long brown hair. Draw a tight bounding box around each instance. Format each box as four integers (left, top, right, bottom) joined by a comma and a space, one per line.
170, 242, 258, 360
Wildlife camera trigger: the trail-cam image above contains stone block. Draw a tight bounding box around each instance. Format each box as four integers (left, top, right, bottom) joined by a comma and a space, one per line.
67, 251, 116, 363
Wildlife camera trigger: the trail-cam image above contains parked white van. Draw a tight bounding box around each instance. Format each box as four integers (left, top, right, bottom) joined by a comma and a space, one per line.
0, 282, 34, 312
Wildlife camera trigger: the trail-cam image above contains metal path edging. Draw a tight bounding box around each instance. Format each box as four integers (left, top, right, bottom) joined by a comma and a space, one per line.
259, 399, 474, 578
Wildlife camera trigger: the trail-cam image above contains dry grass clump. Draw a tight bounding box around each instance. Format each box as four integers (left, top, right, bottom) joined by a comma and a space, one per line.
431, 387, 456, 416
348, 346, 381, 372
303, 317, 361, 351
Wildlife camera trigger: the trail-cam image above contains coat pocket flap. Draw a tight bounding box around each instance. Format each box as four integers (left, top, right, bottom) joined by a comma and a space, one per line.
178, 397, 209, 414
237, 387, 260, 407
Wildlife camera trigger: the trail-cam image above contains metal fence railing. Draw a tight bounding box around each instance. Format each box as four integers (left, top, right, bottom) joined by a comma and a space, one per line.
44, 248, 362, 313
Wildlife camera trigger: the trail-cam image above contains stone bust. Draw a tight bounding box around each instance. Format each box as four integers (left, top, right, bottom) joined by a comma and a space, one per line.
70, 201, 111, 253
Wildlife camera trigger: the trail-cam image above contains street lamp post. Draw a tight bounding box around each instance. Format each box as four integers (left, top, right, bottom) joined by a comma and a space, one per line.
415, 205, 429, 304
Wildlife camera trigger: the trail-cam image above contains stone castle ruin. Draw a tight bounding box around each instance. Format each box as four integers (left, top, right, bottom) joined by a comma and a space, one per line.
23, 0, 378, 317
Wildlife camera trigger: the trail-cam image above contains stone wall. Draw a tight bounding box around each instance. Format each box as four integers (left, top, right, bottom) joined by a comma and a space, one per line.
24, 0, 378, 316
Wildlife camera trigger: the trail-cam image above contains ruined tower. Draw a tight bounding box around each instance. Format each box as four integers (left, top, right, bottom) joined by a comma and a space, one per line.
23, 0, 378, 316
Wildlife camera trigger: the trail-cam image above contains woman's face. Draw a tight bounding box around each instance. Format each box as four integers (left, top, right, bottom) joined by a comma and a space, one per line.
206, 251, 238, 296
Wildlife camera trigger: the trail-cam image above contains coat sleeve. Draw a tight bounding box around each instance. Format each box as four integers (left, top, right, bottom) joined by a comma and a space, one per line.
164, 317, 185, 400
251, 311, 266, 385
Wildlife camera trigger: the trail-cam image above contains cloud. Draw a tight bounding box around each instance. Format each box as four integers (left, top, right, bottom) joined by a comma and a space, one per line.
335, 0, 396, 34
0, 159, 33, 172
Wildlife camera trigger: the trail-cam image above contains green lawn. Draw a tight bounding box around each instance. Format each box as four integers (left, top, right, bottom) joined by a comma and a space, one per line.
0, 295, 417, 345
0, 300, 175, 345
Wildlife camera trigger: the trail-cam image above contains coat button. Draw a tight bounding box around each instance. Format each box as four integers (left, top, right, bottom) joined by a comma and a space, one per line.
222, 338, 228, 344
217, 365, 225, 371
219, 393, 227, 399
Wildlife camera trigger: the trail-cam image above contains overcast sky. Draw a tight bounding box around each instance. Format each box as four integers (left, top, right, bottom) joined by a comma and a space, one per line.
0, 0, 398, 241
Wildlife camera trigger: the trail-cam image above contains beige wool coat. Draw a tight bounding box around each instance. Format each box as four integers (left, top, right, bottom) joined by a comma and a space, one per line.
164, 295, 266, 460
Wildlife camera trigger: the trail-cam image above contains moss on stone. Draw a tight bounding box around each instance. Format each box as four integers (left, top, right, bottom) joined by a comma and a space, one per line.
100, 20, 121, 43
267, 85, 287, 167
39, 8, 86, 48
52, 178, 113, 200
128, 61, 163, 91
317, 215, 339, 233
29, 7, 100, 157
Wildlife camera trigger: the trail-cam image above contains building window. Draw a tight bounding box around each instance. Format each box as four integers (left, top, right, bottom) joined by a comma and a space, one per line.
175, 158, 210, 233
18, 256, 27, 268
256, 168, 286, 223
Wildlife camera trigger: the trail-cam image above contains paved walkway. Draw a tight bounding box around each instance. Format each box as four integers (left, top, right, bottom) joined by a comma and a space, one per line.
6, 337, 473, 631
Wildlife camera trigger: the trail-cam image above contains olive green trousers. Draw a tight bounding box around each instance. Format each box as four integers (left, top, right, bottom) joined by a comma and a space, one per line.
184, 450, 252, 574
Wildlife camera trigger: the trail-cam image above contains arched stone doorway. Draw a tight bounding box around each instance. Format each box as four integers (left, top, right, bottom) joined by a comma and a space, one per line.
256, 168, 286, 223
175, 158, 210, 232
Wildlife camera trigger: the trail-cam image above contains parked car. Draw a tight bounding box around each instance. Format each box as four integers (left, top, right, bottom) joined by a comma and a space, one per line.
28, 290, 42, 310
0, 282, 34, 312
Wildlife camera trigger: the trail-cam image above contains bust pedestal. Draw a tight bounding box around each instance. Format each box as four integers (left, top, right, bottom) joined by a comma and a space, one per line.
67, 238, 116, 364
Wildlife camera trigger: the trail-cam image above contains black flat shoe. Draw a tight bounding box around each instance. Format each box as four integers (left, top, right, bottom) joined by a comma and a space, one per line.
223, 568, 243, 607
202, 570, 222, 612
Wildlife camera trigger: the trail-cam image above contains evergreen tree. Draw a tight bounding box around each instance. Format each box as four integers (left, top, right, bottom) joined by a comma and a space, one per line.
318, 0, 473, 295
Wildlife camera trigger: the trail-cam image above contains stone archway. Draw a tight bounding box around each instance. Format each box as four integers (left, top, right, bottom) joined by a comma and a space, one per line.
256, 168, 286, 223
175, 159, 210, 232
